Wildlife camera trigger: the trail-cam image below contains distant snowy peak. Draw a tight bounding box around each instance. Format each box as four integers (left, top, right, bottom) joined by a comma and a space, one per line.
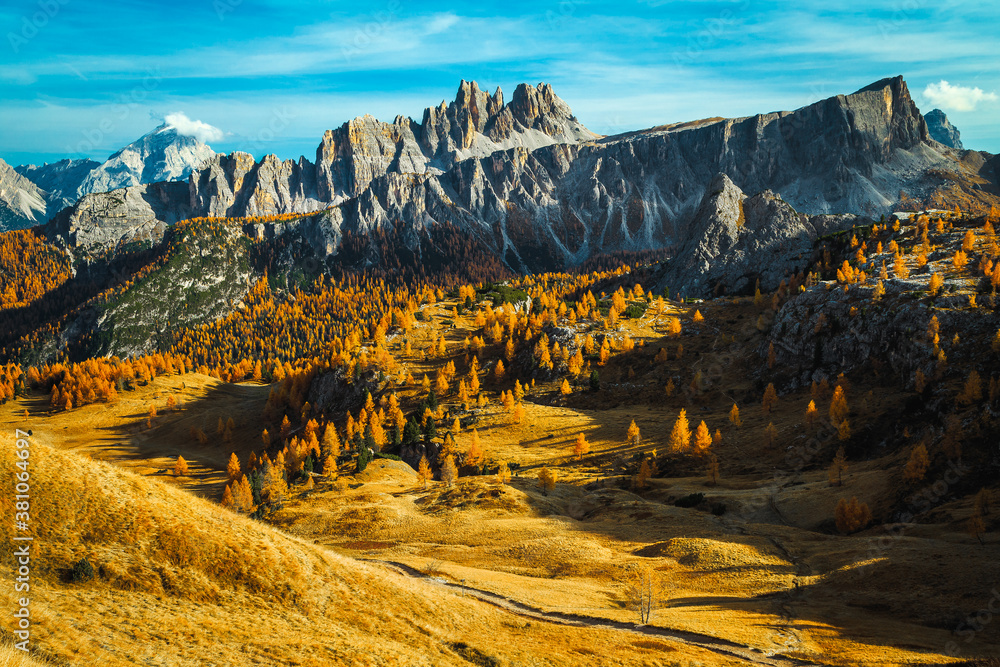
77, 124, 216, 197
4, 122, 218, 230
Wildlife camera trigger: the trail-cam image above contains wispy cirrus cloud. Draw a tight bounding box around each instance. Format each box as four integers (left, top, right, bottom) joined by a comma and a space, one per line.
1, 0, 998, 163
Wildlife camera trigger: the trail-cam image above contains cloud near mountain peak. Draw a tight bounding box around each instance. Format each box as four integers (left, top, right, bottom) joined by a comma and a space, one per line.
164, 112, 224, 144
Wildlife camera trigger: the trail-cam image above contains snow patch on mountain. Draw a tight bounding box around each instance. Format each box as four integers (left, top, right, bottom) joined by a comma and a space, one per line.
77, 124, 216, 196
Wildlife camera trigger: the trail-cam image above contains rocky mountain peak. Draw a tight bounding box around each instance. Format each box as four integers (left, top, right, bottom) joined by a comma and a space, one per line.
15, 158, 100, 216
77, 124, 216, 197
490, 85, 504, 111
654, 172, 863, 298
420, 80, 596, 157
449, 79, 493, 149
311, 80, 597, 202
509, 82, 577, 134
849, 74, 928, 151
853, 74, 907, 95
925, 109, 964, 149
684, 173, 747, 247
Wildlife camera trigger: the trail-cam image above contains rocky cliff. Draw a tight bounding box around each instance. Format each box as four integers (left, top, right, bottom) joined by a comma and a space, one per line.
48, 77, 993, 280
652, 174, 863, 297
924, 109, 963, 149
51, 181, 191, 250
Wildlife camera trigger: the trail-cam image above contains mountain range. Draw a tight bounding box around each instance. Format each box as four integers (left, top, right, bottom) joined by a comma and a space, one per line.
3, 76, 999, 298
0, 124, 215, 231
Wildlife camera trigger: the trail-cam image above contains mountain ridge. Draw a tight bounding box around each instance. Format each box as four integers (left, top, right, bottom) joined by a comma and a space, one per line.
37, 76, 1000, 292
3, 124, 216, 229
14, 157, 102, 217
0, 157, 48, 230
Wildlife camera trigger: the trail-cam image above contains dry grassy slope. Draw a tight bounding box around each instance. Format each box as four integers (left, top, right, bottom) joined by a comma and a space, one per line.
0, 646, 50, 667
0, 434, 740, 667
6, 214, 1000, 665
272, 425, 990, 667
9, 373, 268, 498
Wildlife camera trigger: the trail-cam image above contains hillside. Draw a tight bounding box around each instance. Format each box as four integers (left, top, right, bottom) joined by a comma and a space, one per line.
1, 418, 746, 666
3, 206, 1000, 665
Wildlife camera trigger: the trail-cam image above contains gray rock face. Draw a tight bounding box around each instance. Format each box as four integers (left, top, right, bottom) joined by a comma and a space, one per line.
316, 114, 429, 201
924, 109, 963, 149
52, 182, 191, 250
52, 77, 982, 272
654, 174, 862, 297
189, 152, 325, 218
311, 80, 597, 203
0, 158, 49, 230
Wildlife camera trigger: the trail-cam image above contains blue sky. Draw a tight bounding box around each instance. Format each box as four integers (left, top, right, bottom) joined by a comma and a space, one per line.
1, 0, 997, 166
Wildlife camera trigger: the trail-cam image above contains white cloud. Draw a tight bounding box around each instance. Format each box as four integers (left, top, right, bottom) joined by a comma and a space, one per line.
425, 13, 460, 35
922, 80, 998, 112
163, 111, 224, 144
0, 67, 37, 85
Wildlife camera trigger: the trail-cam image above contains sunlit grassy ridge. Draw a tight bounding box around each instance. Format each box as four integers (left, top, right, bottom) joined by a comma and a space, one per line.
0, 434, 739, 666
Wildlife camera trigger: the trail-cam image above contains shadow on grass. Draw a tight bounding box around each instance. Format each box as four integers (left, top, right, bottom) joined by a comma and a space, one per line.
88, 378, 272, 498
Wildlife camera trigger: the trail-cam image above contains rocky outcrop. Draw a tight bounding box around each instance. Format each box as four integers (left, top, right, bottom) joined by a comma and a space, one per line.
765, 279, 998, 387
0, 158, 48, 230
653, 174, 863, 297
924, 109, 963, 150
49, 182, 191, 250
53, 76, 981, 273
189, 152, 326, 218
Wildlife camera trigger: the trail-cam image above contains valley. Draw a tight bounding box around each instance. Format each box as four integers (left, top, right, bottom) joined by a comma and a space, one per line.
3, 206, 1000, 665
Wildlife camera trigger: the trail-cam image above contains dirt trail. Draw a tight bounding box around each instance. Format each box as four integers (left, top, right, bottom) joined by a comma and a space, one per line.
366, 559, 824, 667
